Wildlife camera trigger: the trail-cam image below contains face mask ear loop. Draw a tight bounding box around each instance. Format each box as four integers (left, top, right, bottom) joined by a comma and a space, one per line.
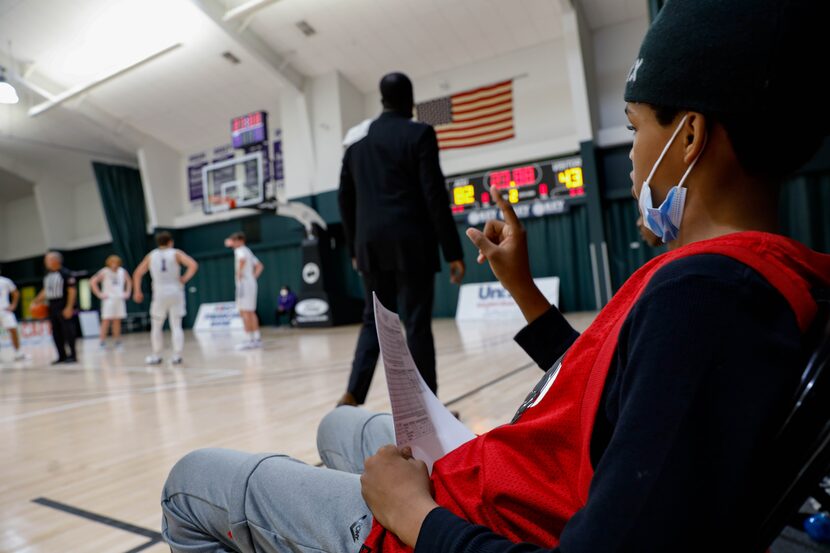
675, 130, 708, 190
642, 114, 689, 188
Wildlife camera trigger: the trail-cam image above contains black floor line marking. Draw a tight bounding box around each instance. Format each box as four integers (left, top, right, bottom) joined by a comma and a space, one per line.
444, 361, 536, 407
32, 497, 163, 542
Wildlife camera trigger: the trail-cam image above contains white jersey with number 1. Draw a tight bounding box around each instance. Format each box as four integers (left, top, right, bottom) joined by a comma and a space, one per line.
235, 246, 259, 312
0, 276, 16, 311
235, 246, 258, 280
0, 276, 18, 330
150, 248, 183, 297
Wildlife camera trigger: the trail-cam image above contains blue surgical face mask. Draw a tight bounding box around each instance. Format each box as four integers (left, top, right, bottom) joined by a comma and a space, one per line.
637, 114, 706, 244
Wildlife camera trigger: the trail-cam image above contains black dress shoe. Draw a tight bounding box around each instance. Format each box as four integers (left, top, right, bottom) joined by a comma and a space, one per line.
64, 357, 78, 363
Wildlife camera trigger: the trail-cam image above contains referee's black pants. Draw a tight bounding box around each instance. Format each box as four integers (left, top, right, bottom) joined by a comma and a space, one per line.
49, 304, 77, 361
347, 269, 436, 404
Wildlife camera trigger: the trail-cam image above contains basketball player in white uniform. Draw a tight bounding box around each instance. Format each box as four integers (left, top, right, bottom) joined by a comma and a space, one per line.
90, 255, 131, 350
132, 232, 199, 365
225, 232, 263, 349
0, 272, 27, 361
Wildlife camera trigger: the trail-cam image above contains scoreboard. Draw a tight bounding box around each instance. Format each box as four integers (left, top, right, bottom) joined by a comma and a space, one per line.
447, 155, 585, 225
231, 111, 268, 149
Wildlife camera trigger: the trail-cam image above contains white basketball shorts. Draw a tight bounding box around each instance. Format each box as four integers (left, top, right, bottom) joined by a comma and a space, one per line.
1, 310, 17, 329
236, 278, 258, 312
101, 298, 127, 320
150, 293, 186, 320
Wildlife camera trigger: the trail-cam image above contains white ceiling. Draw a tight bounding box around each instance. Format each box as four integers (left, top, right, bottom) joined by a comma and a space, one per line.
0, 0, 647, 195
0, 166, 33, 201
236, 0, 567, 92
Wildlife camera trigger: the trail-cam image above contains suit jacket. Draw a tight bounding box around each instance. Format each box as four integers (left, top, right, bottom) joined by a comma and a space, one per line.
338, 111, 463, 274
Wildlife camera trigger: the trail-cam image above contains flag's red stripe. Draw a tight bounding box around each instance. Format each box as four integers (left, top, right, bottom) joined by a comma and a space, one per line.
452, 105, 513, 123
452, 86, 512, 109
453, 94, 512, 116
451, 80, 512, 102
439, 133, 515, 150
436, 115, 513, 135
438, 124, 514, 144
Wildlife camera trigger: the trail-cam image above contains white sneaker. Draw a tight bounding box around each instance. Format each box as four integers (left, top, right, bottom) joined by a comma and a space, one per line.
114, 341, 124, 352
235, 341, 256, 351
99, 341, 108, 350
13, 351, 30, 361
145, 355, 163, 365
170, 355, 183, 365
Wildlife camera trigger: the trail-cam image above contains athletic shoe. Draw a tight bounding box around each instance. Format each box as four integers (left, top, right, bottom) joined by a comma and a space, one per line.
235, 341, 258, 351
99, 341, 108, 350
114, 341, 124, 351
13, 351, 30, 361
145, 355, 163, 365
170, 355, 183, 365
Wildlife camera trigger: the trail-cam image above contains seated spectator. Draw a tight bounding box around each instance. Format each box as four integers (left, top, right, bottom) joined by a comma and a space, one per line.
275, 285, 297, 327
160, 2, 830, 552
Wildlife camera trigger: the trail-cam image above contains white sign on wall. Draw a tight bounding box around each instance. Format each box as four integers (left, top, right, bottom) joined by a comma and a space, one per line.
193, 302, 244, 331
455, 277, 560, 321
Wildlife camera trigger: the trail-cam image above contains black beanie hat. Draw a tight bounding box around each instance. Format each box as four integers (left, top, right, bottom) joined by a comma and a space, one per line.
625, 0, 829, 121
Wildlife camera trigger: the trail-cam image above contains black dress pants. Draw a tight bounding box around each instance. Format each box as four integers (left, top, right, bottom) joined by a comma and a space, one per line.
346, 270, 436, 404
49, 304, 77, 360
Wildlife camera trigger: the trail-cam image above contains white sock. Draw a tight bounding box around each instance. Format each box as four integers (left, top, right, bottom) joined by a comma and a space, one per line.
253, 330, 261, 341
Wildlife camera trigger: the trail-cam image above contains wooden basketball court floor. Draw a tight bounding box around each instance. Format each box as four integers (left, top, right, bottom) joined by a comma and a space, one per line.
0, 313, 597, 553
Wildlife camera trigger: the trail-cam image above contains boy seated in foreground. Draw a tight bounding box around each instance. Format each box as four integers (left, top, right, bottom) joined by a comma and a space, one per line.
161, 1, 830, 551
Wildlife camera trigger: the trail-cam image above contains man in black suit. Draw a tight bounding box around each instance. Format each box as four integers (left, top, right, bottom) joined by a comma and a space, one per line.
338, 72, 465, 406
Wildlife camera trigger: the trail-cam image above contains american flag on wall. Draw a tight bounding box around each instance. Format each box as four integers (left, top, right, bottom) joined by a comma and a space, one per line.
416, 79, 514, 150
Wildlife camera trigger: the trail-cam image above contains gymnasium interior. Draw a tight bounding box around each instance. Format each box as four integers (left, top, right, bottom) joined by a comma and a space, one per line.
1, 0, 829, 552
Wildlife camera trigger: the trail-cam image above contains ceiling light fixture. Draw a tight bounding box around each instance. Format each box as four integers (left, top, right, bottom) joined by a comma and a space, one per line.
296, 20, 316, 37
0, 67, 19, 104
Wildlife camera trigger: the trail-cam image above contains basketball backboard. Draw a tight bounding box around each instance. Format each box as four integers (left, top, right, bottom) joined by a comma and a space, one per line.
202, 151, 265, 214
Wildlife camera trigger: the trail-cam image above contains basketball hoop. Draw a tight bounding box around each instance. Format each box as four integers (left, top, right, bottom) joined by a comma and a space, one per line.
208, 195, 235, 212
201, 152, 264, 215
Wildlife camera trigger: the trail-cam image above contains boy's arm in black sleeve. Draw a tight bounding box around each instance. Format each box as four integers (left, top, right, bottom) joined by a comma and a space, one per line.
558, 265, 801, 553
413, 258, 801, 553
514, 306, 579, 371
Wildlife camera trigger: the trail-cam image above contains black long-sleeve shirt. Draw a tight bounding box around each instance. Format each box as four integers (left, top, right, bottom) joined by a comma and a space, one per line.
415, 254, 805, 553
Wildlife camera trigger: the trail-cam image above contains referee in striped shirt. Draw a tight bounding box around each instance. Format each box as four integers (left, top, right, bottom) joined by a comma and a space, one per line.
32, 252, 78, 364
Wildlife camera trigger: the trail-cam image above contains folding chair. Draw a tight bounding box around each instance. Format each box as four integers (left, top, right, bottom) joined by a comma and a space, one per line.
756, 290, 830, 551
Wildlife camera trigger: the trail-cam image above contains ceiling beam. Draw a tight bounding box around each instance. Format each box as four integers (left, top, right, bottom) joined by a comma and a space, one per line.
28, 43, 182, 117
188, 0, 304, 92
223, 0, 282, 22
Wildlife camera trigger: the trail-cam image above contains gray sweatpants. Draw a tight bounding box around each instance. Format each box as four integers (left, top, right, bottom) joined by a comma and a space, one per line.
161, 407, 396, 552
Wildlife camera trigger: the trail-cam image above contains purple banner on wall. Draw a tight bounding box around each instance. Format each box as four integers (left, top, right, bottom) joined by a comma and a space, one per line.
273, 129, 283, 184
187, 152, 208, 202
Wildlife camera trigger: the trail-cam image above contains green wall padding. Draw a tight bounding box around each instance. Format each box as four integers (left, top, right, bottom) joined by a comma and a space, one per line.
5, 154, 828, 326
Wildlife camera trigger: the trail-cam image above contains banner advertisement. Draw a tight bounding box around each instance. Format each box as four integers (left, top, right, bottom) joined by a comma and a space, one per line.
455, 277, 560, 321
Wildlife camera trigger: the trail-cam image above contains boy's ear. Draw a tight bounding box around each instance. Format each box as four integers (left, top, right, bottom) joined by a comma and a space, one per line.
683, 112, 707, 164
